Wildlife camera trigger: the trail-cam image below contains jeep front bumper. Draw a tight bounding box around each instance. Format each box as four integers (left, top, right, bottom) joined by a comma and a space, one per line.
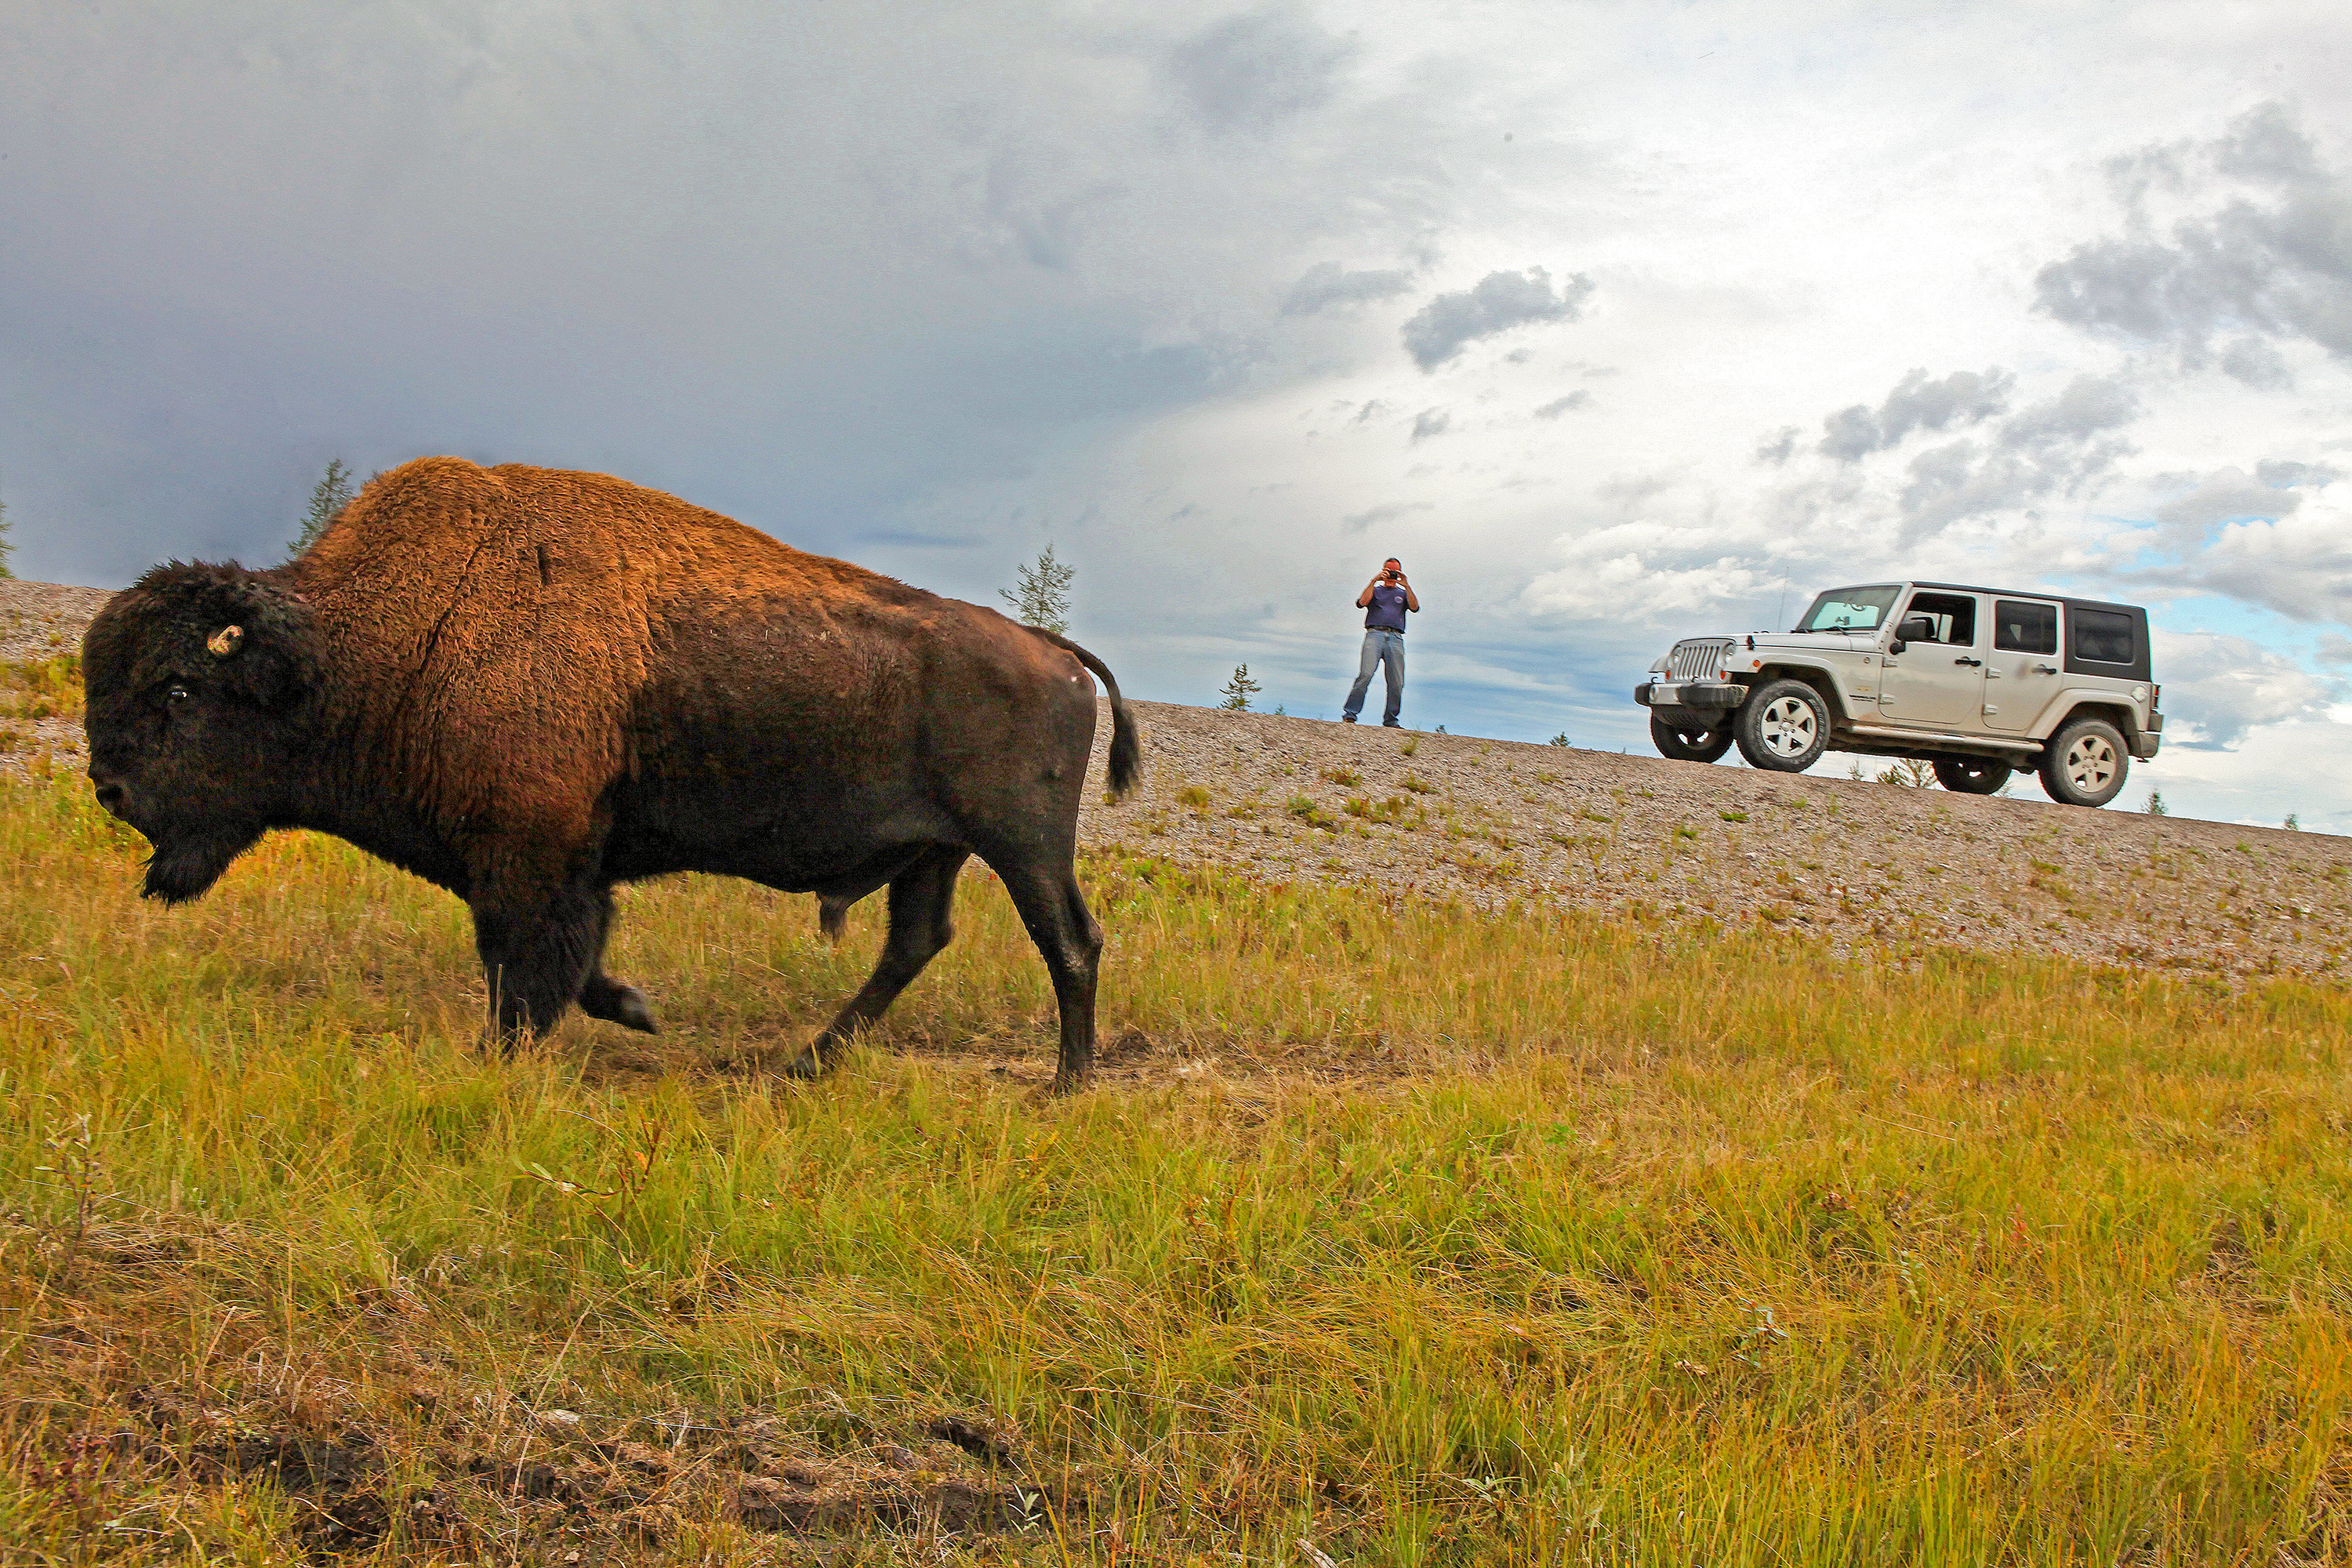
1635, 681, 1747, 712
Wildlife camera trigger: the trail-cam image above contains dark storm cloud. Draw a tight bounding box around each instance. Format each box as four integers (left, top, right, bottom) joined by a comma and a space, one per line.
1280, 261, 1415, 316
1163, 5, 1356, 132
2035, 103, 2352, 363
1399, 267, 1595, 372
1817, 367, 2014, 460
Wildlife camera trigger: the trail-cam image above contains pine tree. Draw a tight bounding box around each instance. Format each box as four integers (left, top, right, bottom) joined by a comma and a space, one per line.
2145, 789, 2168, 817
0, 486, 13, 581
1876, 757, 1937, 788
1219, 665, 1260, 711
288, 459, 355, 560
1000, 543, 1074, 635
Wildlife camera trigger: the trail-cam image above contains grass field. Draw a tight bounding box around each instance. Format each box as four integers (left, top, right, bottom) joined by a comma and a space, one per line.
2, 760, 2349, 1565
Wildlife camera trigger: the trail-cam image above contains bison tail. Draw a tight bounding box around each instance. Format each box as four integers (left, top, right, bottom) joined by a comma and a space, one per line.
1028, 629, 1142, 800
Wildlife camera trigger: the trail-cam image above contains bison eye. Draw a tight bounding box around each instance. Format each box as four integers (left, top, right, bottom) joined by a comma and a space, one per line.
166, 684, 191, 705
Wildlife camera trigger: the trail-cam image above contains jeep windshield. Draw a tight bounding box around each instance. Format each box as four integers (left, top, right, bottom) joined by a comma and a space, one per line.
1793, 585, 1900, 633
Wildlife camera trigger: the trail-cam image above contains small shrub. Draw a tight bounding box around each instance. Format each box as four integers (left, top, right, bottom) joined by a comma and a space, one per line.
1403, 775, 1436, 795
1719, 810, 1748, 822
1320, 766, 1362, 787
1399, 735, 1419, 757
1176, 785, 1212, 809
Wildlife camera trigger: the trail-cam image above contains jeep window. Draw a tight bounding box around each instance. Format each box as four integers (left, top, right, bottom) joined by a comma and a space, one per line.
1994, 600, 2058, 655
1899, 591, 1977, 646
2071, 607, 2136, 665
1795, 585, 1900, 632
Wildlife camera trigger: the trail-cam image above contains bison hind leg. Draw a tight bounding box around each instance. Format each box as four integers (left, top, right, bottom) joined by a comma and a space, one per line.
783, 848, 968, 1079
993, 859, 1104, 1094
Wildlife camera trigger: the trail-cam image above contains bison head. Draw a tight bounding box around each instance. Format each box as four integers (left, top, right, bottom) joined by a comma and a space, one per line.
82, 564, 323, 903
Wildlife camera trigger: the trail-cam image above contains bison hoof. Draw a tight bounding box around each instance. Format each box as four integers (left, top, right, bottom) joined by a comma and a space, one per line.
611, 988, 659, 1035
779, 1047, 830, 1080
1050, 1066, 1094, 1096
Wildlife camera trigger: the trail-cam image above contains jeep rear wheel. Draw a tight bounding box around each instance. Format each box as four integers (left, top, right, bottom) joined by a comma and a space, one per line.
1650, 715, 1733, 764
2038, 716, 2129, 808
1733, 679, 1829, 773
1932, 757, 2013, 795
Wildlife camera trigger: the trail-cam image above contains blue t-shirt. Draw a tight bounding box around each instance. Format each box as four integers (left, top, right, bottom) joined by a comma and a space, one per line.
1364, 582, 1411, 633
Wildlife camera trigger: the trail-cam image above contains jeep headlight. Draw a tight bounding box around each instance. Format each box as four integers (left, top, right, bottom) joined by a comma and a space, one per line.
1647, 655, 1669, 675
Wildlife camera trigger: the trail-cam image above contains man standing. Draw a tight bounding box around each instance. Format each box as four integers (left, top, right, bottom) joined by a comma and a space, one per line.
1342, 557, 1418, 726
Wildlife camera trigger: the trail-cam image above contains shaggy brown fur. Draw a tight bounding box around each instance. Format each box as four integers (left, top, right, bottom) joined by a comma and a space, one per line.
82, 459, 1140, 1088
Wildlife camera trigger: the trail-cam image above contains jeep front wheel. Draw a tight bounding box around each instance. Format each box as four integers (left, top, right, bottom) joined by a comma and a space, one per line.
1733, 679, 1829, 772
2038, 716, 2129, 808
1932, 757, 2013, 795
1650, 715, 1733, 764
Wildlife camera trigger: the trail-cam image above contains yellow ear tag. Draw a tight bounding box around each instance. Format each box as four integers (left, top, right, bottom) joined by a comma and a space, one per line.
207, 625, 245, 658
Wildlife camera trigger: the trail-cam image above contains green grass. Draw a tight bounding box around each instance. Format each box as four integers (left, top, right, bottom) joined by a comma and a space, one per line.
1, 767, 2349, 1563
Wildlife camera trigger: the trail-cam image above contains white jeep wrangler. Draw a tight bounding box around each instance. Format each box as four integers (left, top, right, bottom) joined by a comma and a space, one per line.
1634, 582, 2161, 807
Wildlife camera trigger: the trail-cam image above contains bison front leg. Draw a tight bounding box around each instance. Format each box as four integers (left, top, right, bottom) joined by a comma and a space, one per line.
782, 848, 968, 1080
469, 880, 605, 1048
575, 886, 659, 1034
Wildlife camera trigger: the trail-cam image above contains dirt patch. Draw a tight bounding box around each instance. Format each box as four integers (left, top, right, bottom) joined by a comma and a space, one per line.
2, 1218, 1081, 1556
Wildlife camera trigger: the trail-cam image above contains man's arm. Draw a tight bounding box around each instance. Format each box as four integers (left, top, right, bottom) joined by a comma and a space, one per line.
1403, 583, 1421, 612
1356, 577, 1383, 608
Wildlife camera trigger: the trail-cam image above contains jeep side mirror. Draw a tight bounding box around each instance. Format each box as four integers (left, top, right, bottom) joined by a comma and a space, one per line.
1889, 614, 1934, 654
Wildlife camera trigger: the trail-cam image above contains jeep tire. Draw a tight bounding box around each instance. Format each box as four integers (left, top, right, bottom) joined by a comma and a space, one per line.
1933, 757, 2013, 795
1734, 678, 1830, 773
2038, 715, 2129, 808
1650, 715, 1734, 764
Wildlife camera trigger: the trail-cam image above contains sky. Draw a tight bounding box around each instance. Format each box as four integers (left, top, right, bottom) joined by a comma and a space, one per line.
4, 1, 2350, 829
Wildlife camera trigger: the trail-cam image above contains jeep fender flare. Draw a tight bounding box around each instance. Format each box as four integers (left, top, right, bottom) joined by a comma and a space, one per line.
2036, 695, 2144, 753
1749, 662, 1862, 722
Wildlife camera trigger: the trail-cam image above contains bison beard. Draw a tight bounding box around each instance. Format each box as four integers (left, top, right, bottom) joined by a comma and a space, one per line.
141, 822, 267, 905
82, 459, 1141, 1090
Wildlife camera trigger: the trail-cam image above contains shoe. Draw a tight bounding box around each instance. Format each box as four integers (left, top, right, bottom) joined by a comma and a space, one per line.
1382, 720, 1402, 728
1342, 714, 1357, 724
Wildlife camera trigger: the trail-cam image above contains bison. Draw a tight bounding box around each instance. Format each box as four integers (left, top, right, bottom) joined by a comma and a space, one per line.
82, 458, 1140, 1090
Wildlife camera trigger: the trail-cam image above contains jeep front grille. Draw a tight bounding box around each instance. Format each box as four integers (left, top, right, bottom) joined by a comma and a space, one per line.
1668, 640, 1735, 681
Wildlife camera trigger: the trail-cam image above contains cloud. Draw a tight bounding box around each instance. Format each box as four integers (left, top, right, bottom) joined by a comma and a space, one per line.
1410, 407, 1450, 441
2147, 630, 2336, 749
2149, 466, 2301, 550
1280, 261, 1414, 316
1342, 501, 1432, 534
2132, 483, 2352, 625
1891, 374, 2139, 540
1533, 392, 1589, 419
2220, 336, 2293, 388
1399, 267, 1595, 371
1163, 5, 1356, 132
2035, 103, 2352, 363
1819, 367, 2015, 461
1755, 426, 1800, 465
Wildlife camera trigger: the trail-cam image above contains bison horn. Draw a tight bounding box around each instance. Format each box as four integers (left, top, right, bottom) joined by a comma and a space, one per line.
207, 625, 245, 658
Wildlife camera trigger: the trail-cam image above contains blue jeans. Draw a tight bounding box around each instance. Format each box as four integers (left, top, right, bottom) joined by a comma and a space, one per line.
1344, 630, 1405, 724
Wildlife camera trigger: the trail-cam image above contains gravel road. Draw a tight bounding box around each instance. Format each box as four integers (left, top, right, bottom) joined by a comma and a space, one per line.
8, 582, 2345, 981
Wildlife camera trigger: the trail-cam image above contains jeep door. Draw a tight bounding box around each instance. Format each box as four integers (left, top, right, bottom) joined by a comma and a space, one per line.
1982, 597, 2063, 732
1877, 589, 1987, 728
